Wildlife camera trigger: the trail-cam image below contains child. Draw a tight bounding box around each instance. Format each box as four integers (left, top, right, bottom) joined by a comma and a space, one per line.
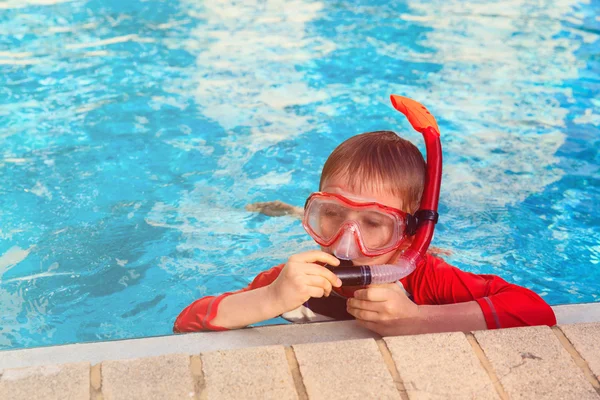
174, 96, 556, 336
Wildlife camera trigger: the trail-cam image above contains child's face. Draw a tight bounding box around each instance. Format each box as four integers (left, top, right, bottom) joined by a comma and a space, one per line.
320, 175, 410, 266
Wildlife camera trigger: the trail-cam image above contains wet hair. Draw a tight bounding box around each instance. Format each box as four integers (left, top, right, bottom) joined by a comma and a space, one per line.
319, 131, 426, 214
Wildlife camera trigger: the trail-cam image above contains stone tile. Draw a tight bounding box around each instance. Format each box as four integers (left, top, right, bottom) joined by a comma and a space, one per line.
554, 303, 600, 325
201, 345, 297, 400
385, 332, 498, 399
293, 338, 399, 400
0, 362, 89, 400
0, 304, 597, 373
560, 323, 600, 380
474, 326, 598, 399
0, 320, 377, 372
102, 353, 194, 400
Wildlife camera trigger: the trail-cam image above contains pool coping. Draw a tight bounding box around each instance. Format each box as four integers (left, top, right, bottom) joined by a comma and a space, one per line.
1, 306, 600, 399
0, 301, 599, 371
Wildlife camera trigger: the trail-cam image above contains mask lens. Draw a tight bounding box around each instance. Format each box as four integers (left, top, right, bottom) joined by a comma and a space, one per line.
357, 211, 397, 250
305, 194, 405, 253
317, 202, 348, 240
306, 199, 349, 242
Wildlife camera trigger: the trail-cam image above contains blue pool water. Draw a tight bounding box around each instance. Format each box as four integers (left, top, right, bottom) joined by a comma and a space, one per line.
1, 0, 599, 350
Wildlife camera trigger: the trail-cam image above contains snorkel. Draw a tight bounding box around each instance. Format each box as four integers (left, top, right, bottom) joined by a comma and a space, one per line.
327, 95, 442, 285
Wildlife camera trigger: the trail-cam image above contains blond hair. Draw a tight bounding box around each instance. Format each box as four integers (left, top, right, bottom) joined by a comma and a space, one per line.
319, 131, 426, 213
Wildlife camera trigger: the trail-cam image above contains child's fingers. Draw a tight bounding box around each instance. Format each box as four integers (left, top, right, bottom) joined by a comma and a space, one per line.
289, 250, 340, 268
353, 288, 391, 302
304, 275, 333, 296
347, 298, 383, 312
301, 263, 342, 287
347, 306, 379, 322
307, 286, 326, 299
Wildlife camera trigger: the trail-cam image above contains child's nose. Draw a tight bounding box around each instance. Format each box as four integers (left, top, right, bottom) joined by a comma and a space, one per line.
345, 210, 361, 221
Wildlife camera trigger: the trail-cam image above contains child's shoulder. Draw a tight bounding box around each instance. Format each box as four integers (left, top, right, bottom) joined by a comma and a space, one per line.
420, 253, 480, 281
423, 253, 453, 269
415, 253, 462, 278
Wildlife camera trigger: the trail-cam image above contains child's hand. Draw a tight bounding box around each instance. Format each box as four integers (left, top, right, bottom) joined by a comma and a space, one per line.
245, 201, 304, 218
346, 283, 421, 336
268, 251, 342, 314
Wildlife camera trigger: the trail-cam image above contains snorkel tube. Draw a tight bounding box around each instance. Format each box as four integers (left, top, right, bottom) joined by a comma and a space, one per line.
327, 95, 442, 285
388, 94, 442, 274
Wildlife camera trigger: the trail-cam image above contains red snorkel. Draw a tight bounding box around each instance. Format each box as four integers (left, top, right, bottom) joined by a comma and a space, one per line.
326, 95, 442, 285
389, 95, 442, 273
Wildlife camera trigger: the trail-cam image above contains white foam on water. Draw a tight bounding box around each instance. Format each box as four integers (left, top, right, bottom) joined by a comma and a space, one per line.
0, 246, 35, 279
406, 0, 582, 207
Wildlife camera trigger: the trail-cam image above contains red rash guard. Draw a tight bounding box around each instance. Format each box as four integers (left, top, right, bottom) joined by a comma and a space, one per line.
173, 254, 556, 333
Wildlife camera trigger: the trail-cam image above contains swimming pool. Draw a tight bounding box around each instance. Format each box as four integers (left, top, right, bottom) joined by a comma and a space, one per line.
1, 0, 598, 350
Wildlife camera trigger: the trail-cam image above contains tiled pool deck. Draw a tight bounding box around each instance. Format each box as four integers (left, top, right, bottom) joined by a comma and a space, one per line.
1, 303, 599, 399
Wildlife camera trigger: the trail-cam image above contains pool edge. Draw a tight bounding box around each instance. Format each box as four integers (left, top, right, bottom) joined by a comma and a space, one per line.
1, 301, 599, 372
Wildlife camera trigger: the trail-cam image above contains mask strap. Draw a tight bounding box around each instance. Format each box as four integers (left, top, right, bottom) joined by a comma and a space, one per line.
405, 210, 439, 237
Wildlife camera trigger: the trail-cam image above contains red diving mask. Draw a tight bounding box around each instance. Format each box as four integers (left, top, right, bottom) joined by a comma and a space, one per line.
302, 192, 418, 259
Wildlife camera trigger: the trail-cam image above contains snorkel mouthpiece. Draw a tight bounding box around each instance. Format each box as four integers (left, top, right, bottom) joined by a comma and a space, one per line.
326, 263, 416, 286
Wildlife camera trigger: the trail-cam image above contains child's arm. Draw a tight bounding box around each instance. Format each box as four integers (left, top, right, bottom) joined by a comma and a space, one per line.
347, 256, 555, 336
173, 251, 341, 332
417, 301, 487, 333
348, 283, 487, 336
173, 266, 283, 332
202, 286, 285, 330
245, 200, 304, 218
409, 255, 557, 330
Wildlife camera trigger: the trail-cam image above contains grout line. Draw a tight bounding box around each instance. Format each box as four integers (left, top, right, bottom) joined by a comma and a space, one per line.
465, 333, 509, 400
190, 355, 206, 400
552, 326, 600, 395
285, 346, 308, 400
375, 339, 409, 400
90, 363, 103, 400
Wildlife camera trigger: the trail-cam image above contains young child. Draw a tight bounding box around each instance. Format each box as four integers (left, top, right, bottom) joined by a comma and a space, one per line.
174, 96, 556, 336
